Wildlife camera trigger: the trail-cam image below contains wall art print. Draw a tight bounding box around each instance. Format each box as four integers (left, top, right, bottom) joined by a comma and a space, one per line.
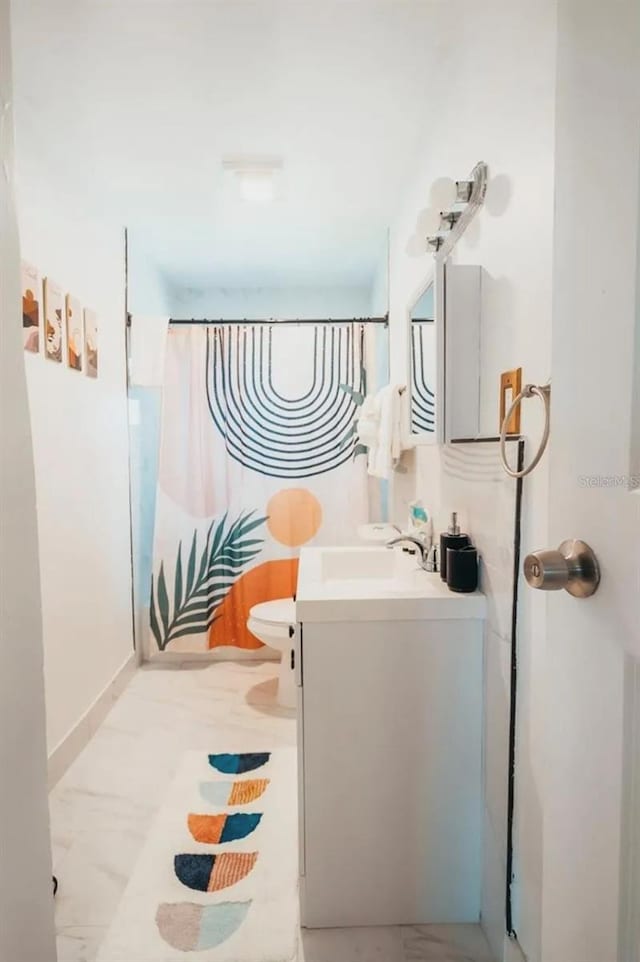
21, 261, 41, 353
43, 276, 64, 363
66, 294, 83, 371
84, 307, 98, 378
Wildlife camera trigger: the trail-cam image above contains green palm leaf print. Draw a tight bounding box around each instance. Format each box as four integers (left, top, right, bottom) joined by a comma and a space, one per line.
150, 510, 267, 651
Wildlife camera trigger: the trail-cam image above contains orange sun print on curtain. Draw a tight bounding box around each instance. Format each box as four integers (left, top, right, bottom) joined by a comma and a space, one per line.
266, 488, 323, 547
208, 558, 299, 649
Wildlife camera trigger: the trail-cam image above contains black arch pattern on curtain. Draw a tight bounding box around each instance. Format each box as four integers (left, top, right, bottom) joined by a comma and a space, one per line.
205, 324, 364, 479
411, 322, 436, 434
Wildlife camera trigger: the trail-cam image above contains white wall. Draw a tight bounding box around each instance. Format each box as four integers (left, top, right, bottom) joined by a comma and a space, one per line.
128, 233, 171, 316
15, 160, 135, 758
431, 441, 523, 952
386, 3, 557, 959
164, 282, 372, 320
0, 0, 56, 955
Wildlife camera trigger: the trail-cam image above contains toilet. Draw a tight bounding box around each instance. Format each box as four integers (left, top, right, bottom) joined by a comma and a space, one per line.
247, 598, 297, 709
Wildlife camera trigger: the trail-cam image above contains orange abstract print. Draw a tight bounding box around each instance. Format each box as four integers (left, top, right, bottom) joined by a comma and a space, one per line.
208, 558, 299, 650
228, 779, 270, 806
187, 812, 262, 844
208, 852, 258, 893
188, 813, 226, 845
266, 488, 322, 547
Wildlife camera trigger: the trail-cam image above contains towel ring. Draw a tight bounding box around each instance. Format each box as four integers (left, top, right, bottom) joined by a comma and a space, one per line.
500, 383, 551, 478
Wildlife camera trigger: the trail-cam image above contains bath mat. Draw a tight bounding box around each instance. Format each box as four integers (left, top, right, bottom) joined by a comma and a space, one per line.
209, 752, 271, 774
199, 778, 270, 807
187, 812, 262, 844
97, 748, 298, 962
174, 853, 258, 893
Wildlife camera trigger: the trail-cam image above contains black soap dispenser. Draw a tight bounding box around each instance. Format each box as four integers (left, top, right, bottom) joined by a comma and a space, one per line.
439, 512, 470, 582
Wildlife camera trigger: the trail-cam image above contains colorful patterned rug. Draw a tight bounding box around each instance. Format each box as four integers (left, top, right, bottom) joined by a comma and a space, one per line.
97, 749, 298, 961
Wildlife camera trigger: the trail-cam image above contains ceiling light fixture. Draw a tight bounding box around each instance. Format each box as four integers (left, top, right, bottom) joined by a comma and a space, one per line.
237, 169, 275, 205
222, 156, 283, 205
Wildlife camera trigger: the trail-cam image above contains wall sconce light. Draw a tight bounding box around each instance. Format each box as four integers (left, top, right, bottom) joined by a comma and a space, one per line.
455, 180, 474, 203
426, 235, 445, 252
424, 162, 489, 258
439, 210, 463, 231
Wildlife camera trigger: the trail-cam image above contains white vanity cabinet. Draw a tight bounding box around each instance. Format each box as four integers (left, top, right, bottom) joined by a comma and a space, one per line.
295, 547, 486, 928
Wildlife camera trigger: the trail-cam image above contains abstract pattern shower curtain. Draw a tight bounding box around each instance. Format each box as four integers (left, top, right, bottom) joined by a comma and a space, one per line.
149, 322, 369, 655
411, 322, 436, 434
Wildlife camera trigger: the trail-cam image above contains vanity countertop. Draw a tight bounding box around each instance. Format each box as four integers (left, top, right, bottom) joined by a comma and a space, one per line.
296, 546, 486, 623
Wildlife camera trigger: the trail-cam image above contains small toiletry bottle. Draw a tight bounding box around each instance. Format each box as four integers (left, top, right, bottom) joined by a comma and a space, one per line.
409, 500, 433, 550
446, 545, 479, 593
439, 512, 470, 581
408, 500, 428, 530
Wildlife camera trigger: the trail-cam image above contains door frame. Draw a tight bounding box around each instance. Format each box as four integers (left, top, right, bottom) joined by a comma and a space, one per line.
620, 659, 640, 960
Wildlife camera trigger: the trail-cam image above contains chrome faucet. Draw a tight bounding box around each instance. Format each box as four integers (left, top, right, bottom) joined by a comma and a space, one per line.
386, 533, 438, 572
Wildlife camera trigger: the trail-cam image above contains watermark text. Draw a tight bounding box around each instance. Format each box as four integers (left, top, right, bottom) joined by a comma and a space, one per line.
578, 475, 640, 490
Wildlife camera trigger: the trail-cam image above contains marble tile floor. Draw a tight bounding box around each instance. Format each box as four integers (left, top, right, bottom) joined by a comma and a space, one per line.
50, 661, 494, 962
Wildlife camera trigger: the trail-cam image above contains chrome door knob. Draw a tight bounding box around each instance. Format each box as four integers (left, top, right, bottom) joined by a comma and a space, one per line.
524, 539, 600, 597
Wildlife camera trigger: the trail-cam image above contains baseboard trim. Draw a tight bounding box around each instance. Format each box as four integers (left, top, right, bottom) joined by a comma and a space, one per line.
47, 653, 136, 790
144, 647, 280, 665
503, 935, 528, 962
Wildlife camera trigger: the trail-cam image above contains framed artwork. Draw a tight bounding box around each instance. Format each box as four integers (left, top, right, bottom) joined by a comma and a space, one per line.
65, 295, 83, 371
21, 261, 41, 353
43, 277, 64, 363
84, 308, 98, 378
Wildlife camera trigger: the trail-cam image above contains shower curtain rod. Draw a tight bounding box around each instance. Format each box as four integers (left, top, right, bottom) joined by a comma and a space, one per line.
169, 315, 389, 326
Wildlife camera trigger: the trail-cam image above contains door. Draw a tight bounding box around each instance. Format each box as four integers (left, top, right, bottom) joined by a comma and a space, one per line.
0, 0, 57, 957
538, 2, 640, 960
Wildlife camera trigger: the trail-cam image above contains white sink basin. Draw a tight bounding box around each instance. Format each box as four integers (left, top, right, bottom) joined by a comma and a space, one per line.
320, 546, 400, 582
297, 546, 485, 622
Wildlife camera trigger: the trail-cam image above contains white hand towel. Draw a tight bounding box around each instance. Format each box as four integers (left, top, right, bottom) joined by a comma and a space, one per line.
355, 393, 381, 447
362, 384, 403, 480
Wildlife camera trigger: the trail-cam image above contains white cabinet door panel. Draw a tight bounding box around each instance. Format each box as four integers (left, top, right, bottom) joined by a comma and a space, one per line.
299, 618, 483, 927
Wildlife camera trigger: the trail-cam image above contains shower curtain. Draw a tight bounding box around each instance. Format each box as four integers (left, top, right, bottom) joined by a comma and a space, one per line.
149, 322, 369, 655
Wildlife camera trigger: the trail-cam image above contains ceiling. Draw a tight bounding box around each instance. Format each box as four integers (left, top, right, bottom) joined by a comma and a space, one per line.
11, 1, 445, 293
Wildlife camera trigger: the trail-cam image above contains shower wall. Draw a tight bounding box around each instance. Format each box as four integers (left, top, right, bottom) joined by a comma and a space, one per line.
128, 385, 163, 660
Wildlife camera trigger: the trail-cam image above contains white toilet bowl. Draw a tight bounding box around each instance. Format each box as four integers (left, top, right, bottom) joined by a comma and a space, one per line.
247, 598, 297, 709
